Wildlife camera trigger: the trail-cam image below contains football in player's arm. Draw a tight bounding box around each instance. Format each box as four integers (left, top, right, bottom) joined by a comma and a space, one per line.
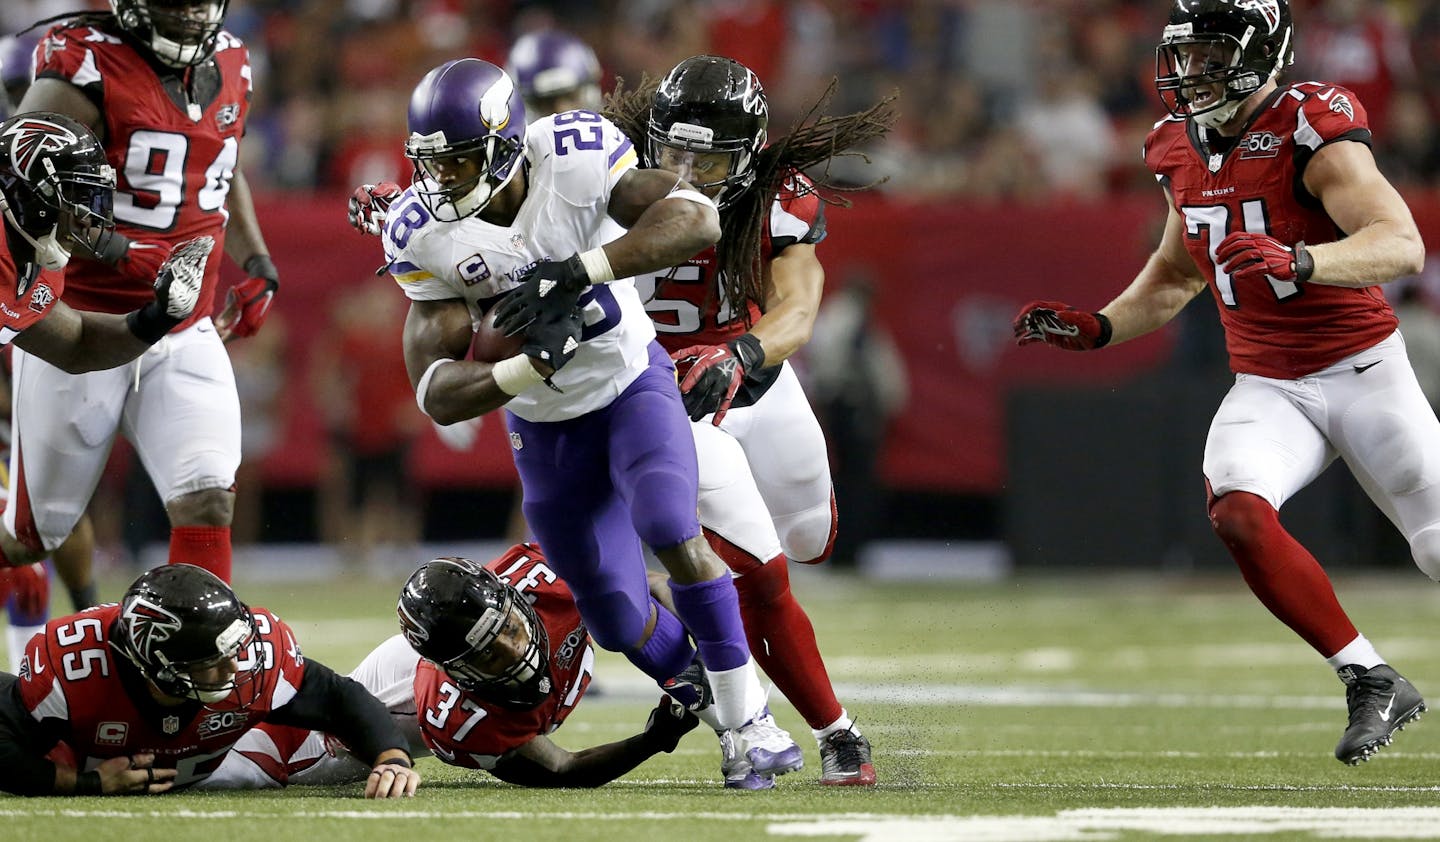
0, 565, 419, 797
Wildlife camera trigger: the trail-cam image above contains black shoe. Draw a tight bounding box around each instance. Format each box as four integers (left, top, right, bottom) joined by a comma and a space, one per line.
1335, 664, 1426, 765
819, 726, 875, 786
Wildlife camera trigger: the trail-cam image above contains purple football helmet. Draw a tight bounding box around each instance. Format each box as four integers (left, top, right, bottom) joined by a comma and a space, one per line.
505, 30, 602, 116
405, 58, 528, 221
0, 34, 40, 97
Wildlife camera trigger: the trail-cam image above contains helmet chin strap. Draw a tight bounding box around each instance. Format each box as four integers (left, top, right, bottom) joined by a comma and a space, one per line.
0, 186, 72, 271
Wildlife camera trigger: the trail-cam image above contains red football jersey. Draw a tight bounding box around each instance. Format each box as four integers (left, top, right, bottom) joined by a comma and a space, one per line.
0, 235, 65, 345
637, 171, 825, 351
1144, 82, 1397, 379
17, 603, 306, 788
412, 544, 594, 769
34, 22, 252, 328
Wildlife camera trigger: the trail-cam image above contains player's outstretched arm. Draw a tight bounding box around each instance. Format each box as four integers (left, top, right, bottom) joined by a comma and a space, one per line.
488, 697, 700, 788
1013, 205, 1206, 351
12, 236, 213, 373
262, 659, 419, 797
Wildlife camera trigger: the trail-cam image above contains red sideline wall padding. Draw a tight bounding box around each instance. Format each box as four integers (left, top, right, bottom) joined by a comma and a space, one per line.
241, 192, 1440, 493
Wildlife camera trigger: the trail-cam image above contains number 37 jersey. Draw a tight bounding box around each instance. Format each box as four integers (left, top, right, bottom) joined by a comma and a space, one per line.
1144, 82, 1397, 379
382, 111, 655, 422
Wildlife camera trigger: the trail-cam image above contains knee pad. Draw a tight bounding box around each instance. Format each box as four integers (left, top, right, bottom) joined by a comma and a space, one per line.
1410, 525, 1440, 581
630, 469, 700, 549
574, 589, 649, 651
1208, 490, 1276, 549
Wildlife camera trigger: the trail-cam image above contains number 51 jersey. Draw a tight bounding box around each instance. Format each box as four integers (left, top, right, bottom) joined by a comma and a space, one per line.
382, 110, 655, 422
1144, 81, 1397, 380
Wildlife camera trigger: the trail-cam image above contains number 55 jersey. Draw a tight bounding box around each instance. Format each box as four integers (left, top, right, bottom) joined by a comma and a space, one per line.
1144, 81, 1397, 379
7, 603, 306, 790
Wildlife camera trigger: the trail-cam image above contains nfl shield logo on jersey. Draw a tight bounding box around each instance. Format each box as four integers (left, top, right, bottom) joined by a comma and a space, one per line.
1208, 153, 1223, 173
162, 715, 181, 735
510, 431, 523, 451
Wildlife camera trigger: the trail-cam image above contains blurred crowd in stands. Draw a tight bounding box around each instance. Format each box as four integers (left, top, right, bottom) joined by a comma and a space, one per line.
5, 0, 1438, 200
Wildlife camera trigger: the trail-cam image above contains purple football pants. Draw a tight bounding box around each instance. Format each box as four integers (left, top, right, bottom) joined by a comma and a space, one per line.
507, 344, 748, 682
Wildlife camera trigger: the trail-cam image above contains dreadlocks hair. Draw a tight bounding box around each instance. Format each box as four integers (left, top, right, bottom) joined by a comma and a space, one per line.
605, 76, 897, 324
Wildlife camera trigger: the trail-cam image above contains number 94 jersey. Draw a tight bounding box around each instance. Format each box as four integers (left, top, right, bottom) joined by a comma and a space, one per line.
382, 110, 655, 422
1144, 82, 1397, 379
16, 603, 306, 789
35, 21, 251, 327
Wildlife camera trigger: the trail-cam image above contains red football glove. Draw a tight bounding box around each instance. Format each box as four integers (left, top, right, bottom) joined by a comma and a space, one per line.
1216, 231, 1313, 284
671, 334, 766, 425
216, 255, 279, 341
5, 562, 49, 621
348, 182, 403, 236
1013, 300, 1112, 351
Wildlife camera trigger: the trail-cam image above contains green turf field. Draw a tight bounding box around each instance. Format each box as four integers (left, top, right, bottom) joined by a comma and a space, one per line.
4, 564, 1440, 840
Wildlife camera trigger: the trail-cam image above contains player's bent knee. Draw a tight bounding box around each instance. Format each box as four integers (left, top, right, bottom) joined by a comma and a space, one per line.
575, 593, 648, 651
166, 487, 236, 526
1208, 491, 1277, 548
735, 557, 789, 606
1409, 525, 1440, 581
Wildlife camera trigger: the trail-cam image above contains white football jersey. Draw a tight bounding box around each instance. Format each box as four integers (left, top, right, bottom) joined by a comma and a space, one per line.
382, 111, 655, 422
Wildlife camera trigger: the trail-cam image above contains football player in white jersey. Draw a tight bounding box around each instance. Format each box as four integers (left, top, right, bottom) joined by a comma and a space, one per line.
375, 59, 796, 782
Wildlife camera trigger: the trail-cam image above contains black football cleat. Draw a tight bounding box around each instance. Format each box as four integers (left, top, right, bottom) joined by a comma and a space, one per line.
819, 725, 876, 786
1335, 664, 1425, 765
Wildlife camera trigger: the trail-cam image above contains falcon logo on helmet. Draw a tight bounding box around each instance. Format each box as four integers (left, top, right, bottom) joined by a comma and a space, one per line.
3, 119, 78, 181
122, 596, 183, 665
1238, 0, 1283, 34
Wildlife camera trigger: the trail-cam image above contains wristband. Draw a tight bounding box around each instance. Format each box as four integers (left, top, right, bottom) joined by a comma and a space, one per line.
492, 354, 545, 395
577, 247, 614, 284
379, 755, 413, 769
1094, 312, 1113, 349
243, 254, 279, 282
74, 770, 102, 795
731, 332, 767, 371
1293, 241, 1314, 283
89, 229, 132, 266
126, 304, 177, 344
414, 357, 453, 418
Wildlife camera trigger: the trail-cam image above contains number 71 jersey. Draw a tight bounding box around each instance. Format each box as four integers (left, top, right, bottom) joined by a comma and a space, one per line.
35, 21, 250, 327
1144, 81, 1397, 379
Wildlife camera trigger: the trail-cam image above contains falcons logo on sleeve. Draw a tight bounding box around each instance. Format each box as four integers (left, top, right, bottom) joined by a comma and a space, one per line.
2, 118, 79, 179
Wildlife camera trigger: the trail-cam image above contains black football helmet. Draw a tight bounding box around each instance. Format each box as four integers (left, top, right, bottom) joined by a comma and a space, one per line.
397, 556, 551, 710
1155, 0, 1294, 129
113, 564, 260, 705
109, 0, 230, 68
0, 112, 115, 271
647, 55, 768, 210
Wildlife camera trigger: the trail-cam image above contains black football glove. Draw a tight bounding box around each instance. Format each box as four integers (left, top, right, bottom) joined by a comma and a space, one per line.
493, 254, 591, 337
520, 304, 584, 389
643, 696, 700, 753
671, 333, 766, 424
